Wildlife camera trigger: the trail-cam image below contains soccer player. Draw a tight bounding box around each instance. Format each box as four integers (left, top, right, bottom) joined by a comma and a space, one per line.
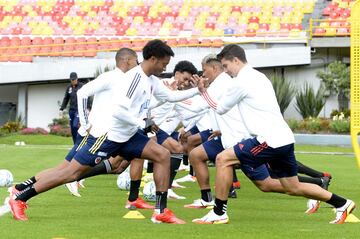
63, 47, 140, 197
149, 60, 199, 199
193, 44, 355, 224
9, 40, 200, 224
178, 55, 333, 212
9, 47, 138, 199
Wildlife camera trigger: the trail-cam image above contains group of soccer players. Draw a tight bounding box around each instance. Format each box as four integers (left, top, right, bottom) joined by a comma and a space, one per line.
6, 39, 355, 224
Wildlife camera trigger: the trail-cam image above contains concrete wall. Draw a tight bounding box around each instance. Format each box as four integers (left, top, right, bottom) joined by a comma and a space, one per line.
27, 83, 67, 129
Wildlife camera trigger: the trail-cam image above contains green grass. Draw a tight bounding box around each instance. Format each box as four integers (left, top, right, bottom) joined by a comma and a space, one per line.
0, 144, 360, 239
0, 134, 72, 145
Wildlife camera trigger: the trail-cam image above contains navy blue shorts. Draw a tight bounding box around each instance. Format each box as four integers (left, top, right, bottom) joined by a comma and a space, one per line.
233, 137, 297, 178
240, 164, 270, 181
156, 129, 170, 145
170, 131, 179, 141
188, 125, 200, 135
65, 133, 88, 161
203, 136, 224, 163
74, 131, 150, 167
199, 129, 213, 143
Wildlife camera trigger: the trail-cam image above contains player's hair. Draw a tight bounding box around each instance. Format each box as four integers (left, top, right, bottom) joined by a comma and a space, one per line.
115, 48, 137, 63
173, 60, 198, 75
202, 54, 223, 70
217, 44, 247, 63
142, 39, 174, 60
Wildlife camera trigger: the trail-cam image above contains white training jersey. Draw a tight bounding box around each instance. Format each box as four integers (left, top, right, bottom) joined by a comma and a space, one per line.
177, 72, 250, 148
107, 65, 199, 143
149, 78, 177, 126
77, 68, 125, 138
202, 65, 295, 148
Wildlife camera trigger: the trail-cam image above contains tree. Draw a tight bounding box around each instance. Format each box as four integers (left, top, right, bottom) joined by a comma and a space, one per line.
316, 61, 350, 111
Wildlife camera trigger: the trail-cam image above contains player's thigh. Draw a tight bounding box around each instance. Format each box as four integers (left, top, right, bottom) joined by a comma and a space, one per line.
141, 140, 170, 163
62, 159, 92, 181
189, 144, 208, 164
216, 147, 239, 167
187, 133, 202, 146
162, 137, 183, 153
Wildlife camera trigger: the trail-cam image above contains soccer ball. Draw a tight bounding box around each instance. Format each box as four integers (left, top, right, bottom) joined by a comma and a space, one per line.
116, 172, 130, 191
143, 181, 156, 202
0, 169, 13, 187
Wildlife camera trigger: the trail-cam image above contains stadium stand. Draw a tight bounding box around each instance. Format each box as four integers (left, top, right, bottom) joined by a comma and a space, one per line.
0, 0, 317, 62
312, 0, 354, 37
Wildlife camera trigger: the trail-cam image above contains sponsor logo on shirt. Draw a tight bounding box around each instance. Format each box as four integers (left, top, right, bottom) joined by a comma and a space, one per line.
139, 99, 150, 115
97, 151, 107, 157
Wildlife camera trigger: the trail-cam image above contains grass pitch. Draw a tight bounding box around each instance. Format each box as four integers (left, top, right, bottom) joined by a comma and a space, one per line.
0, 137, 359, 239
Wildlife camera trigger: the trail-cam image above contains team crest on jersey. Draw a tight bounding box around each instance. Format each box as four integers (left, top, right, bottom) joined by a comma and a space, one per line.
238, 143, 244, 150
94, 157, 102, 164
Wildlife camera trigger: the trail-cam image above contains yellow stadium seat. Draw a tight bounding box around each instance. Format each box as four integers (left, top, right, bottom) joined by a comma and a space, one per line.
0, 22, 8, 29
13, 16, 22, 23
90, 22, 100, 30
42, 5, 52, 13
248, 22, 259, 30
3, 5, 13, 12
22, 5, 33, 13
88, 11, 97, 18
289, 29, 301, 37
158, 27, 170, 36
325, 27, 336, 36
126, 28, 138, 36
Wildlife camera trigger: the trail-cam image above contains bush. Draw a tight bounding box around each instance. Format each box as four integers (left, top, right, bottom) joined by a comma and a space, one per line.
287, 119, 299, 131
330, 109, 350, 118
21, 127, 48, 135
329, 119, 350, 133
49, 125, 71, 137
305, 117, 322, 134
1, 121, 22, 133
295, 83, 326, 119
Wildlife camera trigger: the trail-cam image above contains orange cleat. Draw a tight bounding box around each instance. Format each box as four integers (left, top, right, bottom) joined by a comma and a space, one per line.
305, 199, 320, 214
125, 197, 155, 209
232, 181, 241, 189
330, 200, 356, 224
9, 198, 28, 221
151, 208, 186, 224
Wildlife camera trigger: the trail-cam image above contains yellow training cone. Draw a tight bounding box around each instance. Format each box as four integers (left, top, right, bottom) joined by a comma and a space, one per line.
123, 210, 145, 219
345, 214, 360, 223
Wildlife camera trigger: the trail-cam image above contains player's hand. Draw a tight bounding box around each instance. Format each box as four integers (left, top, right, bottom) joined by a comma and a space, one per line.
208, 130, 222, 140
192, 75, 207, 93
180, 131, 191, 143
163, 79, 177, 90
143, 118, 159, 134
59, 110, 64, 118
